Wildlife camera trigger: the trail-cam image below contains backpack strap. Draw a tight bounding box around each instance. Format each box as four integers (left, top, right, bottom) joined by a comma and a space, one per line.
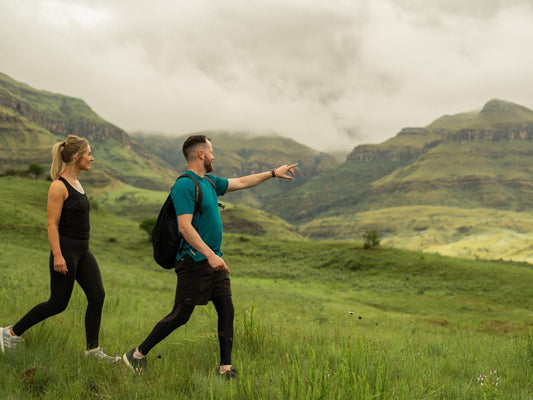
177, 174, 224, 213
204, 175, 216, 191
205, 175, 225, 209
177, 174, 202, 214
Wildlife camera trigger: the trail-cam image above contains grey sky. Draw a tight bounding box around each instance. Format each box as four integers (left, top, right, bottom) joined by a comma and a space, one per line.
1, 0, 532, 151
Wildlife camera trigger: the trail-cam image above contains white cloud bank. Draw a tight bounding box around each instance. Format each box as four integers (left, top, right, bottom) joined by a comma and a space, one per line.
1, 0, 533, 151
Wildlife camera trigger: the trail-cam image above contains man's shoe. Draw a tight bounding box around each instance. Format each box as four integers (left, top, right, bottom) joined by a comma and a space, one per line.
216, 366, 237, 379
122, 347, 147, 374
1, 326, 23, 353
85, 347, 121, 363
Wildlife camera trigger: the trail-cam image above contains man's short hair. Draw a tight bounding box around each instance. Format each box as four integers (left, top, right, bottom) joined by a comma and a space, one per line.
182, 135, 211, 160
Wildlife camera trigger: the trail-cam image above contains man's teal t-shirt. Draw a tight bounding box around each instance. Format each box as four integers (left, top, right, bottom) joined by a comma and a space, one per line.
171, 171, 228, 262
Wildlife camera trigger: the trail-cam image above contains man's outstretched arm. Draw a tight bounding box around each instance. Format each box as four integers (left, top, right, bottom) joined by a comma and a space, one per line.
227, 163, 298, 192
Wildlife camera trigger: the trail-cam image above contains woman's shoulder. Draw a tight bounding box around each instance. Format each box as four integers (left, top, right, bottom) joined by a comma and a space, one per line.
49, 178, 69, 197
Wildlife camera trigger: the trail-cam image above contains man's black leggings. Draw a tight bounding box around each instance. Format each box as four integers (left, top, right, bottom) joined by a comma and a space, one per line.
12, 236, 105, 350
138, 295, 234, 365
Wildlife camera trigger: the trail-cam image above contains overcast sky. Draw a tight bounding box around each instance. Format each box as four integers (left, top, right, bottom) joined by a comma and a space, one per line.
1, 0, 533, 151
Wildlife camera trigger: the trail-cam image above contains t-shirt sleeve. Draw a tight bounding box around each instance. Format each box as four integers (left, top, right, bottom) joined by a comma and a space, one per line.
209, 175, 229, 196
171, 178, 196, 215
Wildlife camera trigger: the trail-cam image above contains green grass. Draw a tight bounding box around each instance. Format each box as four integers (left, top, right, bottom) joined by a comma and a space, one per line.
1, 177, 532, 399
301, 205, 533, 264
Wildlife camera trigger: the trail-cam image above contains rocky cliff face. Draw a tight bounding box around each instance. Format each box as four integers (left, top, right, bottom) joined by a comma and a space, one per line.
347, 145, 423, 163
443, 126, 533, 143
0, 86, 151, 158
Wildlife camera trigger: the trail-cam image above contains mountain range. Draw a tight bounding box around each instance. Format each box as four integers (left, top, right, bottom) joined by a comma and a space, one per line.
1, 72, 532, 262
270, 99, 533, 223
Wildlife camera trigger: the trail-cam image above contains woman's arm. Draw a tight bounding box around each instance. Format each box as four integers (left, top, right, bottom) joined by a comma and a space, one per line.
47, 180, 68, 275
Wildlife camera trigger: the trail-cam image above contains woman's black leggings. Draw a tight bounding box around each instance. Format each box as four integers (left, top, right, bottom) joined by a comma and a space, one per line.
138, 295, 234, 365
12, 236, 105, 350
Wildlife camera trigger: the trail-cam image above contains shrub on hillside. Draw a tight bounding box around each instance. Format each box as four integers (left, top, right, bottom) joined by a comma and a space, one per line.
140, 217, 157, 239
362, 229, 380, 249
28, 163, 45, 178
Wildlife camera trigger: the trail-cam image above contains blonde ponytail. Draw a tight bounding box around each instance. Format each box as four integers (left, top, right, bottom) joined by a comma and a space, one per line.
50, 135, 89, 180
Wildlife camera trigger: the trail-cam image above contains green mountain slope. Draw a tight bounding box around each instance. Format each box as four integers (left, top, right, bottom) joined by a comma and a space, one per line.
0, 72, 329, 235
0, 104, 59, 170
0, 72, 176, 190
367, 100, 533, 211
273, 127, 443, 224
287, 99, 533, 222
132, 131, 339, 211
293, 99, 533, 262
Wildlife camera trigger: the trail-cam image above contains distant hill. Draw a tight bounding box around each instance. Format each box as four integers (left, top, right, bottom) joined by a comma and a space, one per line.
132, 131, 340, 210
285, 99, 533, 262
283, 99, 533, 225
0, 72, 176, 190
0, 72, 332, 237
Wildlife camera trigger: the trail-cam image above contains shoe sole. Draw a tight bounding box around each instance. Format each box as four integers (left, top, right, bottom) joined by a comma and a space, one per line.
122, 353, 134, 370
1, 328, 6, 353
122, 353, 145, 375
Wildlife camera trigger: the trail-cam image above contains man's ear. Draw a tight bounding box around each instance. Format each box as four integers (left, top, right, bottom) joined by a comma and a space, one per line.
197, 148, 204, 160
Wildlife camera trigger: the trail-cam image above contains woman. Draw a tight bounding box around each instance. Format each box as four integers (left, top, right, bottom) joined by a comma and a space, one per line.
1, 135, 119, 361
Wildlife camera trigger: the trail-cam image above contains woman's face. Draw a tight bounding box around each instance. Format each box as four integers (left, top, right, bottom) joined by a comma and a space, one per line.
77, 145, 94, 171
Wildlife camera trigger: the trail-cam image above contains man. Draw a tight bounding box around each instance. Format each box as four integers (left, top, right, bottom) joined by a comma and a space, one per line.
123, 135, 297, 378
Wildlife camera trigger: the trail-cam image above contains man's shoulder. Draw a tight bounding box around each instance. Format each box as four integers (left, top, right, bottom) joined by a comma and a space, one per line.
171, 175, 197, 195
205, 174, 222, 184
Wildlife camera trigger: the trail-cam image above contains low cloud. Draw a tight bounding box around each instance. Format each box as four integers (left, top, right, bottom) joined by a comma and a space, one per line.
1, 0, 533, 151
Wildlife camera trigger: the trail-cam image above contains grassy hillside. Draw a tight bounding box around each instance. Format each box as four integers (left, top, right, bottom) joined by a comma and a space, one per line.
0, 72, 177, 190
1, 176, 302, 243
220, 202, 303, 240
0, 72, 108, 124
272, 128, 442, 224
467, 98, 533, 128
132, 131, 340, 211
301, 205, 533, 263
370, 134, 533, 211
0, 105, 59, 171
280, 100, 533, 263
0, 176, 532, 399
286, 99, 533, 222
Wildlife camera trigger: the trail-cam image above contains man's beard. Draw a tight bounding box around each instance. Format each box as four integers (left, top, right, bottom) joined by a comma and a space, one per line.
204, 159, 214, 173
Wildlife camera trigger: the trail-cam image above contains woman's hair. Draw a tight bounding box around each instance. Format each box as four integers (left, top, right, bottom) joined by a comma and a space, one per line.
50, 135, 90, 179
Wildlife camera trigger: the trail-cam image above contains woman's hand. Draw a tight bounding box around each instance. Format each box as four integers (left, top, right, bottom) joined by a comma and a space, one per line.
53, 255, 68, 275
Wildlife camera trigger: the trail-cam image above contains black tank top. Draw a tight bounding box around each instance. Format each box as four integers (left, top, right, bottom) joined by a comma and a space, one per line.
58, 177, 90, 240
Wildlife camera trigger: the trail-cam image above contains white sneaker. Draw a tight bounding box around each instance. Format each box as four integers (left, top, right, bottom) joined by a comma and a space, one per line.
85, 347, 121, 363
1, 326, 23, 353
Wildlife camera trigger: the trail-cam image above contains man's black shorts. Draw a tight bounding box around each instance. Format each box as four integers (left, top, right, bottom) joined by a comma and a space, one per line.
174, 255, 232, 305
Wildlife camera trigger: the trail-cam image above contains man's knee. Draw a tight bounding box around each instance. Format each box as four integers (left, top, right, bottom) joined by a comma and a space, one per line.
161, 304, 194, 325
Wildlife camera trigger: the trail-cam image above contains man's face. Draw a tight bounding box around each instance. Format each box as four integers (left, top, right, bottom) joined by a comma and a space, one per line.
203, 141, 214, 173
